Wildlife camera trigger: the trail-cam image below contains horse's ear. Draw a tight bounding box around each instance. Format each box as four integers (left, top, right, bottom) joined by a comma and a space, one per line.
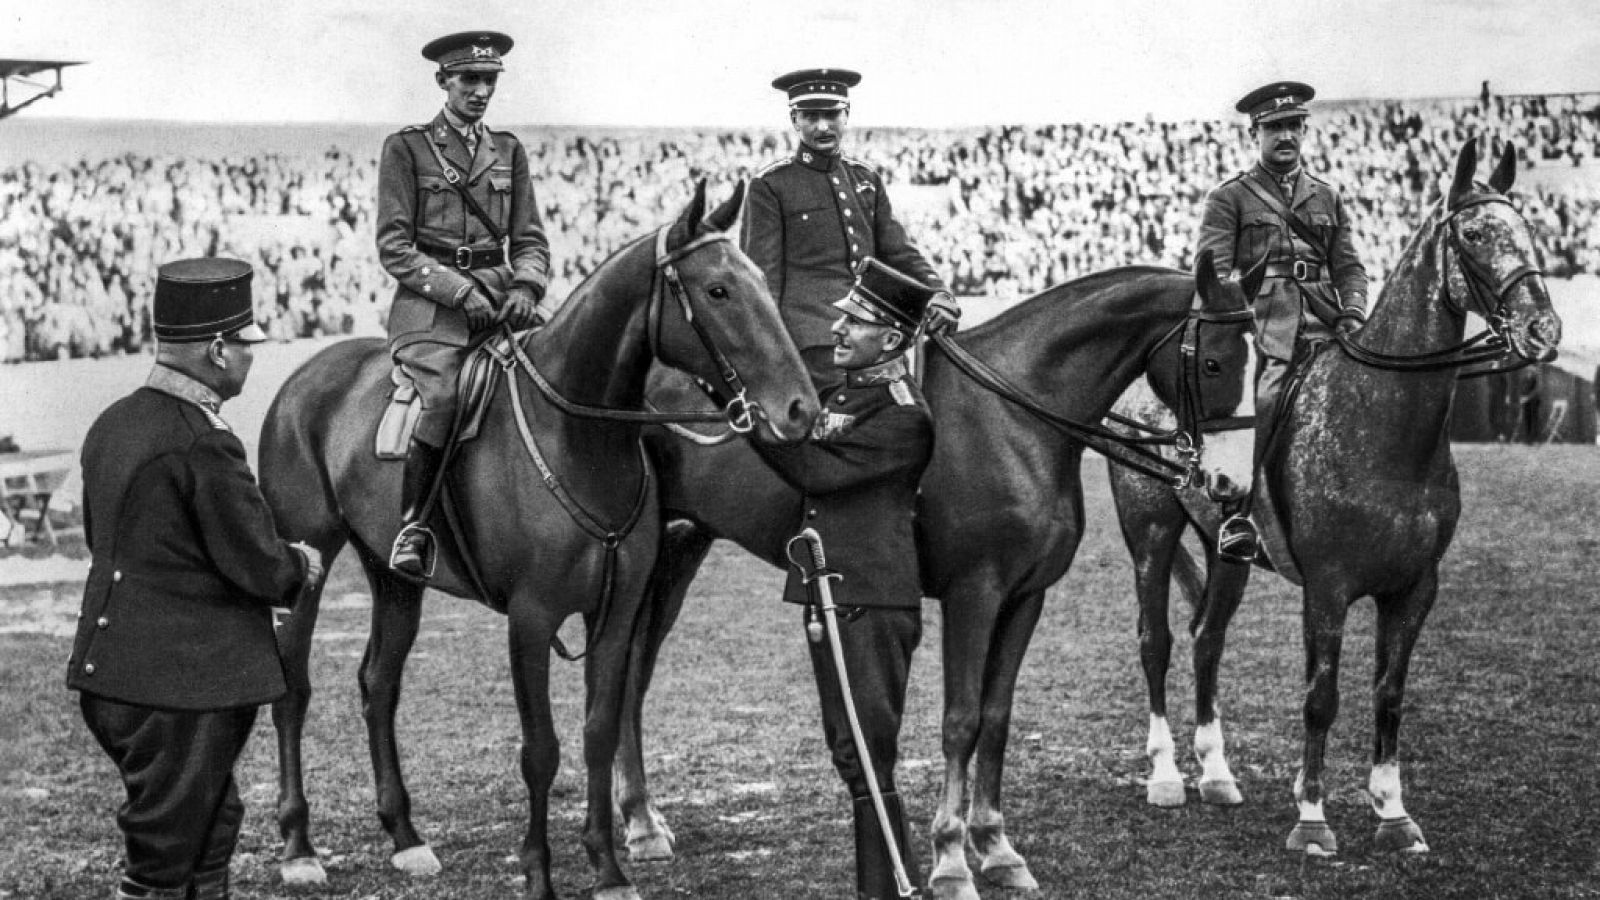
704, 180, 745, 233
1194, 248, 1218, 305
685, 179, 709, 235
1240, 250, 1269, 303
1489, 142, 1518, 194
1449, 140, 1479, 209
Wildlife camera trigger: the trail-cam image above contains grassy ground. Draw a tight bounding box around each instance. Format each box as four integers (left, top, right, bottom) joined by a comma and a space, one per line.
2, 445, 1597, 899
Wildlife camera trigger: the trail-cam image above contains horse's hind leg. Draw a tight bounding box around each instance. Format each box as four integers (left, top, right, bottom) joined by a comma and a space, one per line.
615, 520, 714, 863
1368, 571, 1437, 854
968, 589, 1044, 891
1191, 550, 1249, 806
273, 541, 337, 886
1112, 470, 1188, 808
356, 549, 440, 876
930, 589, 1003, 900
1288, 580, 1352, 857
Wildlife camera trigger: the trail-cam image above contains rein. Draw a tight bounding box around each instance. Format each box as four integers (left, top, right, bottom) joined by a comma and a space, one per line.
1326, 193, 1542, 375
930, 301, 1253, 487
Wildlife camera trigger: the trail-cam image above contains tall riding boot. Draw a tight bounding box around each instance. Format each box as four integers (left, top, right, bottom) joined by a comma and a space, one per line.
389, 438, 446, 577
853, 792, 921, 900
189, 866, 230, 900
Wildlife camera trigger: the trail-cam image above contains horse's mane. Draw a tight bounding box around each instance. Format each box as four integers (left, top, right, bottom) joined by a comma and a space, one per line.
962, 265, 1189, 340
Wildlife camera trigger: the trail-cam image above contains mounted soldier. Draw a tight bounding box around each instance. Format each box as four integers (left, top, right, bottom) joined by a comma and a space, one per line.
1196, 80, 1369, 561
743, 67, 960, 390
376, 30, 552, 577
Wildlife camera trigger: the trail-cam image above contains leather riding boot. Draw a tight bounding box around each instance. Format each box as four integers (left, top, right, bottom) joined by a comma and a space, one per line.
113, 877, 189, 900
189, 866, 229, 900
389, 438, 446, 577
853, 792, 921, 899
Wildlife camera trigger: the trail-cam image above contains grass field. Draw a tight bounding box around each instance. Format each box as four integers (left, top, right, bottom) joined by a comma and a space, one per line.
1, 445, 1597, 899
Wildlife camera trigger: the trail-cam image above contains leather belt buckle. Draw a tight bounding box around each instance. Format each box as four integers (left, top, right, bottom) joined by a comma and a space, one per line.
1293, 260, 1314, 282
453, 246, 472, 269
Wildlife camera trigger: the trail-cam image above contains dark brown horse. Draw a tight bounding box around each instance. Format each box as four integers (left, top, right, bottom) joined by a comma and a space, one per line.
615, 253, 1263, 898
1107, 141, 1560, 856
257, 182, 818, 900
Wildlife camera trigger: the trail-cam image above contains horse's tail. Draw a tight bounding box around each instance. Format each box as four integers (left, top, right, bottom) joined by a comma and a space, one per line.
1176, 545, 1207, 637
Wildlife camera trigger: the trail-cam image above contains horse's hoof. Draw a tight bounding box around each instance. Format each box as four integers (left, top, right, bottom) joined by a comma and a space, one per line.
929, 874, 984, 900
980, 859, 1040, 891
592, 887, 643, 900
1374, 816, 1429, 854
1147, 778, 1188, 807
627, 831, 675, 863
1286, 821, 1339, 857
280, 855, 328, 887
1199, 778, 1244, 806
391, 844, 442, 877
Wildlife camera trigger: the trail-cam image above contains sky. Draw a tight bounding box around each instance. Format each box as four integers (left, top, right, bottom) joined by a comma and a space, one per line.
3, 0, 1599, 127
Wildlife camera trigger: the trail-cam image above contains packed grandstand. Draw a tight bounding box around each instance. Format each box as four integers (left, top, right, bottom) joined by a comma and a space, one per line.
1, 90, 1596, 362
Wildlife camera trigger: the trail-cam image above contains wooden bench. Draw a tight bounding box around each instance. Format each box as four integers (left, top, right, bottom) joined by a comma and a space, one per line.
0, 450, 79, 547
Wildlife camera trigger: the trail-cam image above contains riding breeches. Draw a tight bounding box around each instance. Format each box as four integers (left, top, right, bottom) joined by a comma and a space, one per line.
79, 693, 257, 892
392, 340, 469, 447
805, 605, 922, 799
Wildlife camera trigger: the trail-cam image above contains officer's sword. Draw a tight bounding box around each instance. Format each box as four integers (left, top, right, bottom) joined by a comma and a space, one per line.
786, 527, 918, 900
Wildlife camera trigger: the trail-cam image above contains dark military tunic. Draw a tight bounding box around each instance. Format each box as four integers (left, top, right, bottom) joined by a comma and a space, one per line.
376, 111, 551, 445
69, 366, 308, 894
1197, 163, 1368, 364
743, 147, 946, 380
755, 356, 933, 610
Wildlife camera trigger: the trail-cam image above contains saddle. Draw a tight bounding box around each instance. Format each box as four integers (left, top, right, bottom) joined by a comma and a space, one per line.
375, 332, 513, 459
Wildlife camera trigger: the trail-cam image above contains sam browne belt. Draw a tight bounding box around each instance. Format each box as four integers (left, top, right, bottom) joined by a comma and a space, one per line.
418, 242, 507, 271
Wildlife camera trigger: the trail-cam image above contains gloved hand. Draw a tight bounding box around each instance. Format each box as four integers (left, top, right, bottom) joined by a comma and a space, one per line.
1335, 313, 1363, 336
925, 290, 961, 336
460, 288, 498, 332
290, 541, 325, 589
500, 284, 546, 332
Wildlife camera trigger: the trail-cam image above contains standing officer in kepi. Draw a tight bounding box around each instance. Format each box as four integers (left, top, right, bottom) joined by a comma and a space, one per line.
69, 258, 324, 900
377, 30, 552, 577
744, 67, 960, 391
758, 258, 940, 899
1196, 81, 1369, 561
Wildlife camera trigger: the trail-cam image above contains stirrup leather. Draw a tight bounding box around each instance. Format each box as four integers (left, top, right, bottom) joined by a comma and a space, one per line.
1217, 513, 1259, 564
389, 522, 438, 578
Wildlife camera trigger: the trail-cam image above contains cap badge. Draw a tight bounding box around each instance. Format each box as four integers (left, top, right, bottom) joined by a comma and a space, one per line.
471, 45, 498, 59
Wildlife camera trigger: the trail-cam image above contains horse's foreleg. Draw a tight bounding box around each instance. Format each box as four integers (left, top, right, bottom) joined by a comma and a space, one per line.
1368, 572, 1437, 854
929, 591, 1000, 900
1126, 514, 1184, 807
508, 602, 561, 900
1191, 554, 1249, 806
274, 576, 328, 886
1288, 582, 1351, 857
358, 563, 438, 876
968, 590, 1043, 891
615, 521, 713, 863
581, 586, 644, 900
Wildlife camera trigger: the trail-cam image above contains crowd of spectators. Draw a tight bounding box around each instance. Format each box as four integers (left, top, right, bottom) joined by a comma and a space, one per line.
2, 90, 1598, 361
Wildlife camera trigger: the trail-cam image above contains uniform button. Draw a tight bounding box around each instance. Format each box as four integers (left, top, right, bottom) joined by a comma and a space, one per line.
97, 617, 109, 629
852, 243, 859, 252
423, 284, 432, 293
847, 226, 855, 234
801, 213, 809, 221
112, 570, 122, 583
832, 177, 841, 184
843, 209, 853, 218
838, 192, 848, 199
421, 266, 431, 276
836, 395, 846, 403
807, 509, 818, 519
84, 663, 95, 675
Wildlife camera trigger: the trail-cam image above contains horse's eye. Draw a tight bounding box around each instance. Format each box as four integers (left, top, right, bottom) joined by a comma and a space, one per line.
1461, 226, 1485, 244
707, 285, 729, 300
1204, 359, 1222, 376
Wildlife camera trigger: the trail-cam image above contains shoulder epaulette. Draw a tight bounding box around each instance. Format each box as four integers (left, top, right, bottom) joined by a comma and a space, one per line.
843, 156, 877, 173
398, 123, 428, 134
889, 380, 915, 407
1222, 171, 1247, 186
755, 158, 792, 178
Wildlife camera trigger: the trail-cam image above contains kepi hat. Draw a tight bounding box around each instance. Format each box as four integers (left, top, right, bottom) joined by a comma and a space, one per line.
833, 258, 936, 333
152, 258, 267, 344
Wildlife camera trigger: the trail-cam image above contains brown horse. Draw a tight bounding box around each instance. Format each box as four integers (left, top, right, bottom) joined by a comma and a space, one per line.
615, 252, 1263, 898
1106, 141, 1560, 856
257, 182, 818, 900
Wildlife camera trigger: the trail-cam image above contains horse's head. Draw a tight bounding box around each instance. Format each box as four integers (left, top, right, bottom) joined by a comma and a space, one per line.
1146, 249, 1262, 502
651, 180, 819, 444
1443, 141, 1561, 363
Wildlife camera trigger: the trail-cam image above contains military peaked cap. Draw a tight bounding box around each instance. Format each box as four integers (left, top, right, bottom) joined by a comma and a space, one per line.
1237, 80, 1315, 125
423, 31, 513, 72
153, 258, 267, 343
834, 258, 936, 333
772, 67, 861, 110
